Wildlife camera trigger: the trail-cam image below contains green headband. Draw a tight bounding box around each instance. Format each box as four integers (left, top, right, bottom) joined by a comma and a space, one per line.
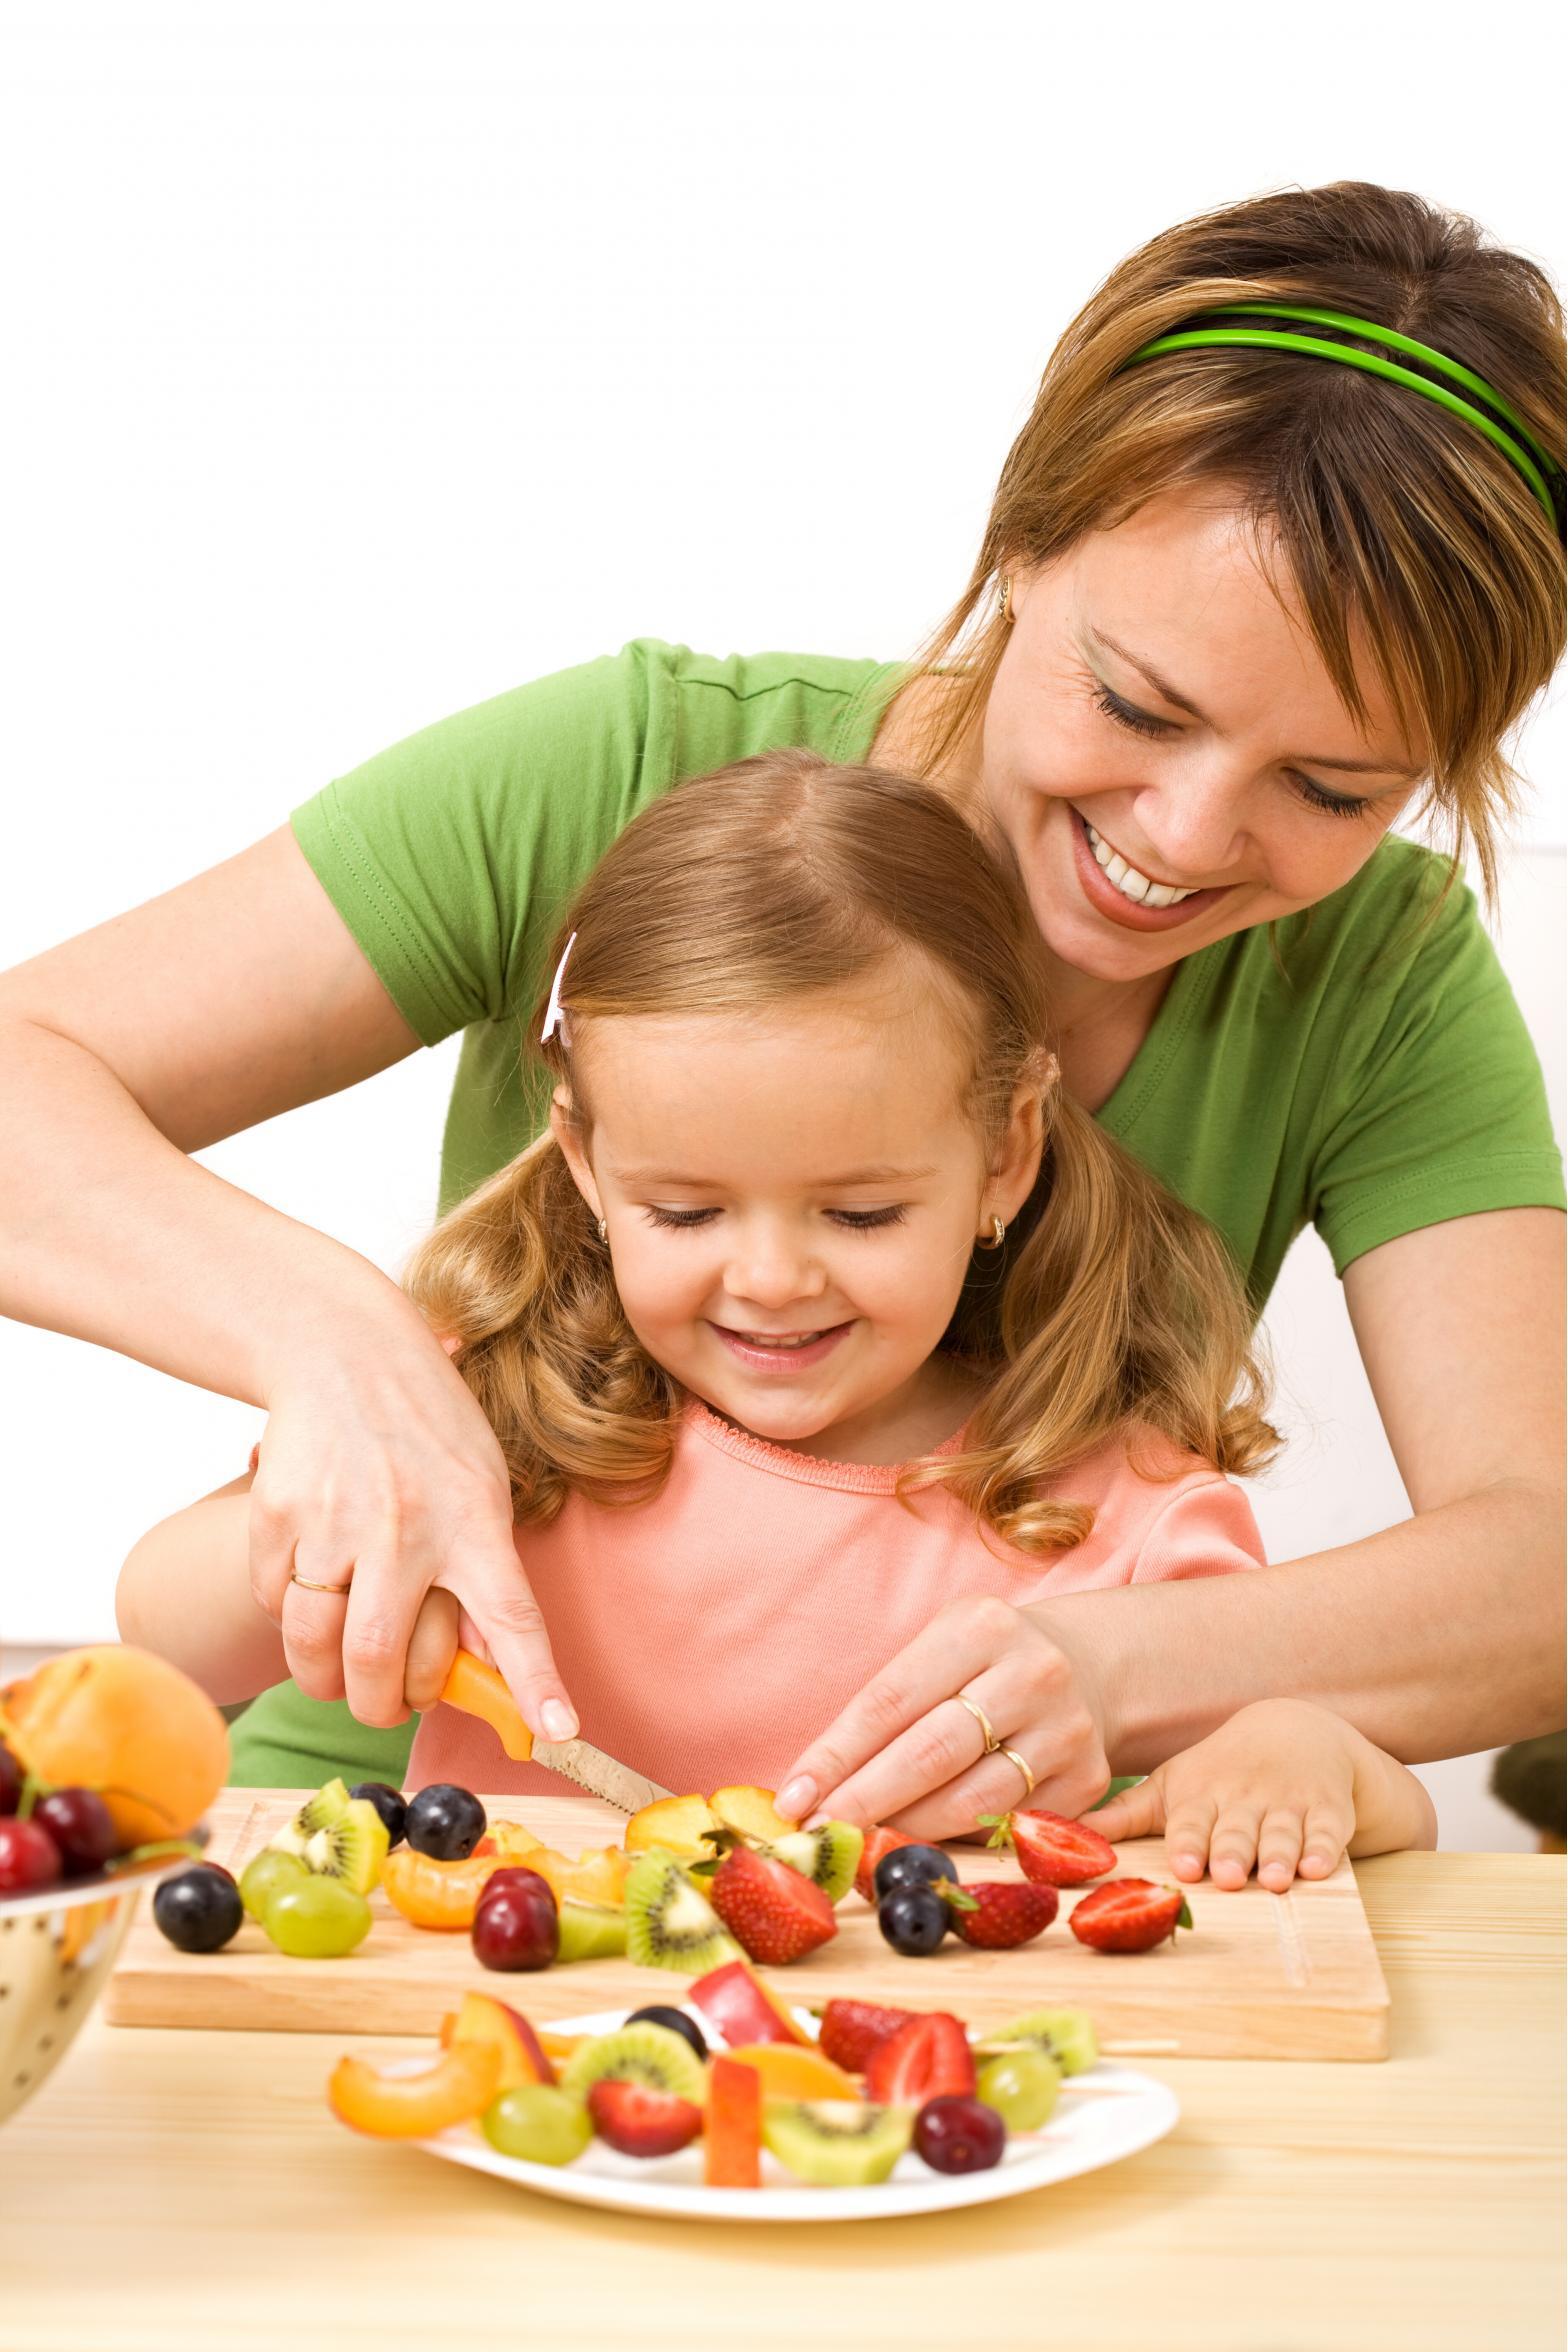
1124, 302, 1564, 539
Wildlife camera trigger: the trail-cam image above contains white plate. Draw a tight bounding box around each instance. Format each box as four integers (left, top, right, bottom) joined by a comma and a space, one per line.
414, 2004, 1179, 2224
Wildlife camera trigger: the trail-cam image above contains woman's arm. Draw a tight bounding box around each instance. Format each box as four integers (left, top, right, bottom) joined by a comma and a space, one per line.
778, 1208, 1563, 1838
0, 826, 575, 1738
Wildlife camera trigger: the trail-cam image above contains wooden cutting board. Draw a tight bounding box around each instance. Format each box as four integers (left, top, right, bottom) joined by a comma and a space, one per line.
106, 1788, 1390, 2058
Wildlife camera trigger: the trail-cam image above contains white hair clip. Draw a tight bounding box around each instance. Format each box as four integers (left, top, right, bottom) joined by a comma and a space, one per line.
540, 930, 577, 1047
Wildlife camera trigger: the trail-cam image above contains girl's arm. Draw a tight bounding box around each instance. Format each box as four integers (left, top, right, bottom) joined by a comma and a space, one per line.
1085, 1700, 1439, 1888
116, 1472, 462, 1714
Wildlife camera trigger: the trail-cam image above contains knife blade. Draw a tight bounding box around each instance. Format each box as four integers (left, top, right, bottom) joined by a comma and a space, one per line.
437, 1648, 674, 1813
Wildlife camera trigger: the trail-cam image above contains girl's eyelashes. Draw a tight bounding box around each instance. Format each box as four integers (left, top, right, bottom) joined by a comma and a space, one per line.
641, 1204, 907, 1232
1090, 679, 1375, 820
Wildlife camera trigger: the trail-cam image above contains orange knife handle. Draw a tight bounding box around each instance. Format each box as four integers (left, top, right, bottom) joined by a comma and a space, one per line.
438, 1649, 535, 1763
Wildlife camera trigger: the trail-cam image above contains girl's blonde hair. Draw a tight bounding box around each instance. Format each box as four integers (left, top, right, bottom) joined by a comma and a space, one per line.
910, 182, 1565, 906
406, 753, 1276, 1556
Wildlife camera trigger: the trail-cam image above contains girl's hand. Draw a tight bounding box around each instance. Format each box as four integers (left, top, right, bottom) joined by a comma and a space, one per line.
1088, 1699, 1438, 1889
774, 1596, 1112, 1839
248, 1314, 576, 1743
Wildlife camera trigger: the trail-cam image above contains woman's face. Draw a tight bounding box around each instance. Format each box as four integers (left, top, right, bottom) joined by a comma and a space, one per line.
980, 484, 1424, 986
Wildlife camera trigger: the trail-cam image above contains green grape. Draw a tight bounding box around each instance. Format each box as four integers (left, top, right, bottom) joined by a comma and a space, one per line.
482, 2085, 593, 2167
263, 1874, 373, 1958
240, 1849, 310, 1921
977, 2048, 1062, 2133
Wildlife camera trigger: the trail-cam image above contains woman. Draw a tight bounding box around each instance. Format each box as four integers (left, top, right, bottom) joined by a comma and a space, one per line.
4, 182, 1562, 1838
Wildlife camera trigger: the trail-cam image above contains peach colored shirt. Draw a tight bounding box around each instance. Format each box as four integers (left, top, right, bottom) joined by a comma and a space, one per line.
408, 1399, 1264, 1801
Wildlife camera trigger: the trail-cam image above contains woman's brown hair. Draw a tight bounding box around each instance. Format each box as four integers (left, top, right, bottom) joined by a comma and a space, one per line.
406, 752, 1276, 1556
910, 182, 1565, 904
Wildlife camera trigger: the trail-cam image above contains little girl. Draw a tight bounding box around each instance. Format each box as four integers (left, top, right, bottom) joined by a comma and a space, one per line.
118, 752, 1433, 1885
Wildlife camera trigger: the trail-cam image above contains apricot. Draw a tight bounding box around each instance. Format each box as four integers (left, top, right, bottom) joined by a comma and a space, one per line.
0, 1644, 228, 1846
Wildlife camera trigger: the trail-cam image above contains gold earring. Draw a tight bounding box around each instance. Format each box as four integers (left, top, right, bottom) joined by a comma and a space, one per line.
997, 574, 1013, 624
596, 1216, 608, 1243
978, 1214, 1006, 1251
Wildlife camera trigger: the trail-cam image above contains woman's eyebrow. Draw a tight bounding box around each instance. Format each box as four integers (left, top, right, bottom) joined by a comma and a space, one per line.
1084, 626, 1421, 779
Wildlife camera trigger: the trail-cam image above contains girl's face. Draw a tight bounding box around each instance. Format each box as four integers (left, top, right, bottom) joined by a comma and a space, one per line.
551, 973, 1042, 1459
978, 485, 1424, 987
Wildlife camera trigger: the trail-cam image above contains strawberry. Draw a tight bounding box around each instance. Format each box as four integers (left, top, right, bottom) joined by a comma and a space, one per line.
864, 2011, 975, 2106
709, 1845, 837, 1965
1069, 1877, 1192, 1954
817, 1997, 917, 2074
979, 1807, 1116, 1888
948, 1881, 1059, 1949
854, 1825, 919, 1904
586, 2078, 704, 2158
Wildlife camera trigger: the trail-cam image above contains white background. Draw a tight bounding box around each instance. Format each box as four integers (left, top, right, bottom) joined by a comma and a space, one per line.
1, 4, 1562, 1846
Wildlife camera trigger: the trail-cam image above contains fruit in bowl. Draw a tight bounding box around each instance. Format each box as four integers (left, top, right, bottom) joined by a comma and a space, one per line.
0, 1644, 228, 1849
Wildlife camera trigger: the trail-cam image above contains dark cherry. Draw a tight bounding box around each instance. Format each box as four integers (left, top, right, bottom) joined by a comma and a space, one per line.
872, 1844, 959, 1902
914, 2094, 1007, 2175
404, 1783, 486, 1861
625, 2004, 709, 2061
0, 1743, 21, 1816
349, 1780, 408, 1849
471, 1867, 558, 1972
33, 1787, 119, 1877
0, 1817, 64, 1896
877, 1885, 949, 1957
152, 1864, 244, 1953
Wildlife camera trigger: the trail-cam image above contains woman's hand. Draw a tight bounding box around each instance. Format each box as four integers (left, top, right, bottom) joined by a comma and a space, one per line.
248, 1312, 577, 1742
1088, 1699, 1438, 1889
774, 1595, 1112, 1839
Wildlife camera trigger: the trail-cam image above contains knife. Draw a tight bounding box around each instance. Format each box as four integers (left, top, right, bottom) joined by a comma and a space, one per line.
438, 1649, 674, 1813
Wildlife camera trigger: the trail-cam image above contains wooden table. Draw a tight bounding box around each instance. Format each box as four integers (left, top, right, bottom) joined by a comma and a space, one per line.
0, 1854, 1561, 2352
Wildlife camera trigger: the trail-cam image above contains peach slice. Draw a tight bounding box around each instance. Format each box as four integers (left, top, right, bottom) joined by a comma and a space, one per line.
623, 1794, 722, 1861
328, 2042, 500, 2139
704, 2055, 762, 2189
519, 1844, 629, 1909
708, 1786, 796, 1844
438, 1652, 533, 1762
439, 1991, 554, 2089
720, 2043, 860, 2101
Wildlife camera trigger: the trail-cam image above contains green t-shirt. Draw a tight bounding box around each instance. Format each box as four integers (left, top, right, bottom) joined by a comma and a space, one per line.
227, 639, 1565, 1788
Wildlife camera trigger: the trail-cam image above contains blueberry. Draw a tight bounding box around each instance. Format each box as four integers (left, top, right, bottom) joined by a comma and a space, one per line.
152, 1864, 244, 1954
403, 1783, 487, 1861
626, 2004, 709, 2061
878, 1885, 950, 1957
873, 1844, 958, 1902
349, 1781, 408, 1850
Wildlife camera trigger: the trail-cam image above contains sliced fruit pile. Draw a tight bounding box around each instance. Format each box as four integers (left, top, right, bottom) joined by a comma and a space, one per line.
327, 1968, 1103, 2190
868, 1810, 1190, 1958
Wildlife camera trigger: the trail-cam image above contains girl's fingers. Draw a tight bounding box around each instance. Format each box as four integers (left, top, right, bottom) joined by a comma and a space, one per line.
405, 1588, 462, 1713
1206, 1803, 1264, 1890
778, 1601, 1066, 1824
1298, 1801, 1352, 1878
1161, 1793, 1220, 1882
1255, 1807, 1307, 1891
1083, 1777, 1165, 1845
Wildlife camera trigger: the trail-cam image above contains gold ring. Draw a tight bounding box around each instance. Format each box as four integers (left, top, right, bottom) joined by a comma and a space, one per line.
289, 1572, 354, 1595
957, 1693, 1000, 1754
1001, 1746, 1036, 1798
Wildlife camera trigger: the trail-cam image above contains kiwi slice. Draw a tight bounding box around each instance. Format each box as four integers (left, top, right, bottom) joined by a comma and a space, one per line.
623, 1851, 740, 1974
270, 1776, 352, 1860
985, 2007, 1099, 2077
763, 2100, 912, 2186
764, 1822, 864, 1905
559, 2022, 706, 2105
556, 1901, 629, 1963
301, 1796, 390, 1893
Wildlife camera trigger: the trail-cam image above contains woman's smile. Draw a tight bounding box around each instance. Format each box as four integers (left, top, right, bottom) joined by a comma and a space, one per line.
1067, 804, 1232, 933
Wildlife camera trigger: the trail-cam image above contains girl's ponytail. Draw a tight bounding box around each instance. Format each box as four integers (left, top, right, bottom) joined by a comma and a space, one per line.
404, 1132, 683, 1523
918, 1083, 1277, 1555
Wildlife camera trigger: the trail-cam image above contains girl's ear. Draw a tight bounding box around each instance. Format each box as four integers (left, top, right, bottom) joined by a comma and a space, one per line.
985, 1074, 1048, 1229
548, 1088, 603, 1221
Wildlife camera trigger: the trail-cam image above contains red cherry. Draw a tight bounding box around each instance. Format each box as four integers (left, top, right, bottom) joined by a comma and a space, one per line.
32, 1788, 119, 1877
0, 1744, 21, 1817
914, 2094, 1006, 2175
0, 1817, 64, 1896
470, 1867, 558, 1971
